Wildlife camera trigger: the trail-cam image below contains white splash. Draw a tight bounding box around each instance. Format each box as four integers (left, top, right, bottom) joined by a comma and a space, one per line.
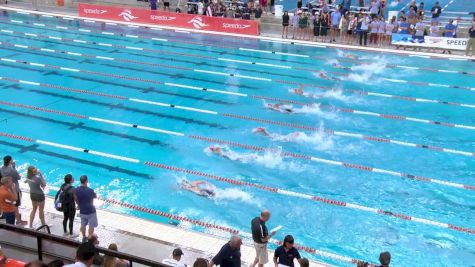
346, 57, 387, 83
204, 145, 307, 172
214, 188, 261, 206
390, 1, 399, 7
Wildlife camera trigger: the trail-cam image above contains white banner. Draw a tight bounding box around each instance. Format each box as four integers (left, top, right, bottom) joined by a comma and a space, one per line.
424, 36, 468, 50
391, 34, 469, 50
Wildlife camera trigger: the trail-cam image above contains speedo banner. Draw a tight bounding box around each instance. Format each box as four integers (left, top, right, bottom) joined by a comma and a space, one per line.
78, 3, 259, 35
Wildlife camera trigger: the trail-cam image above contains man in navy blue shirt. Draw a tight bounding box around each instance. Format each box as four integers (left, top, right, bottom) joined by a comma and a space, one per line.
208, 236, 242, 267
273, 235, 302, 267
74, 175, 98, 241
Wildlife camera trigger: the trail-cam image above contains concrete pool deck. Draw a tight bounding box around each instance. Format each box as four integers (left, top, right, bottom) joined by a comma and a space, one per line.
2, 191, 333, 267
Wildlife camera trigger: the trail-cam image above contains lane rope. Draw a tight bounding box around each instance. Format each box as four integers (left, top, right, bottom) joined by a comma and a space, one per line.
1, 131, 474, 238
2, 76, 473, 158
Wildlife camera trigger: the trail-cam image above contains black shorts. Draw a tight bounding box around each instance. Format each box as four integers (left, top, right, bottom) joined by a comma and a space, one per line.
347, 30, 352, 35
283, 23, 289, 26
164, 1, 169, 6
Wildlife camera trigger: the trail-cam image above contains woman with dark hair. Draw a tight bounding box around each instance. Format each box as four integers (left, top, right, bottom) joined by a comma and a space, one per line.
320, 11, 329, 42
59, 174, 76, 236
313, 11, 321, 41
273, 235, 302, 267
282, 11, 290, 38
26, 166, 46, 229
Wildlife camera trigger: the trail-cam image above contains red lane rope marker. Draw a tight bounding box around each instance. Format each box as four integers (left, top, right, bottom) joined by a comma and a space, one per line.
295, 84, 475, 109
1, 130, 474, 236
2, 28, 473, 92
0, 100, 86, 119
2, 76, 473, 157
221, 113, 475, 157
188, 135, 474, 191
3, 99, 470, 191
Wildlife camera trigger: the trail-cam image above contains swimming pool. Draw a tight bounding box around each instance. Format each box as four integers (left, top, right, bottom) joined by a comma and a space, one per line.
0, 7, 474, 266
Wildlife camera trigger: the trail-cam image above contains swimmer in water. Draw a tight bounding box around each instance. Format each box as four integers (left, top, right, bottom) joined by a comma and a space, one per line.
318, 71, 331, 80
266, 103, 294, 113
253, 127, 270, 136
343, 53, 358, 59
331, 62, 349, 70
253, 127, 302, 141
181, 180, 215, 198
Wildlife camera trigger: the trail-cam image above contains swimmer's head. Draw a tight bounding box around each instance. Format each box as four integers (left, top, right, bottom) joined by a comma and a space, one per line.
254, 127, 266, 132
209, 146, 220, 153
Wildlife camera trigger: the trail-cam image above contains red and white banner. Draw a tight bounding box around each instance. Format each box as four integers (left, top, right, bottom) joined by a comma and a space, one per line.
78, 3, 259, 35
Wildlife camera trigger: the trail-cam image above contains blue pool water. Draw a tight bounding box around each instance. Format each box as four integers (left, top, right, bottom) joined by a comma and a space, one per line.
0, 8, 474, 267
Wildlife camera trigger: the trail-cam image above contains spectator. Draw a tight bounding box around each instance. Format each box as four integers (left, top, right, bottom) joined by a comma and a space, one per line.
339, 12, 349, 43
63, 242, 96, 267
414, 17, 425, 39
466, 21, 475, 56
251, 210, 275, 267
273, 235, 302, 267
429, 21, 439, 36
346, 13, 357, 44
408, 0, 417, 13
298, 11, 309, 40
102, 243, 128, 267
282, 11, 290, 38
193, 258, 208, 267
197, 0, 204, 15
259, 0, 268, 14
444, 19, 456, 37
398, 17, 410, 34
299, 258, 309, 267
431, 1, 441, 23
377, 15, 386, 47
313, 12, 321, 41
1, 156, 26, 225
47, 260, 65, 267
297, 0, 302, 9
369, 15, 379, 45
384, 16, 396, 45
25, 165, 47, 229
330, 7, 342, 42
378, 251, 391, 267
0, 176, 17, 225
163, 0, 170, 11
58, 174, 76, 236
162, 248, 186, 267
407, 6, 416, 25
255, 4, 263, 24
150, 0, 158, 10
369, 0, 380, 17
359, 14, 369, 46
86, 234, 103, 266
417, 2, 424, 18
208, 236, 242, 267
320, 11, 329, 42
291, 11, 301, 39
74, 175, 98, 241
356, 262, 369, 267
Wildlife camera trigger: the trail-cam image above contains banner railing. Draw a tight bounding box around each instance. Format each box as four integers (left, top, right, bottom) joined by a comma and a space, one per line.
78, 3, 259, 35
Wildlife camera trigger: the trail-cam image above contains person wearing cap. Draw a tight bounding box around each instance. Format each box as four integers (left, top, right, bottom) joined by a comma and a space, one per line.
251, 210, 276, 267
162, 248, 186, 267
377, 251, 391, 267
273, 235, 302, 267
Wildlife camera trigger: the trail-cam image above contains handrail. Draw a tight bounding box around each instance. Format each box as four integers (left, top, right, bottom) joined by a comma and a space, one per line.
0, 223, 169, 267
35, 225, 51, 234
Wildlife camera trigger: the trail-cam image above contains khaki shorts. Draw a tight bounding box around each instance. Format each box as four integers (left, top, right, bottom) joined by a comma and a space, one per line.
253, 242, 268, 264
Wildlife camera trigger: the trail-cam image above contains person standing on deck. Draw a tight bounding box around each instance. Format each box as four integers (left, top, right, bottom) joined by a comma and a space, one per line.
251, 210, 276, 267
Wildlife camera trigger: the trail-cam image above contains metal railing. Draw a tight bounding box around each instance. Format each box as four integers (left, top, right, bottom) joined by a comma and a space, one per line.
0, 223, 169, 267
